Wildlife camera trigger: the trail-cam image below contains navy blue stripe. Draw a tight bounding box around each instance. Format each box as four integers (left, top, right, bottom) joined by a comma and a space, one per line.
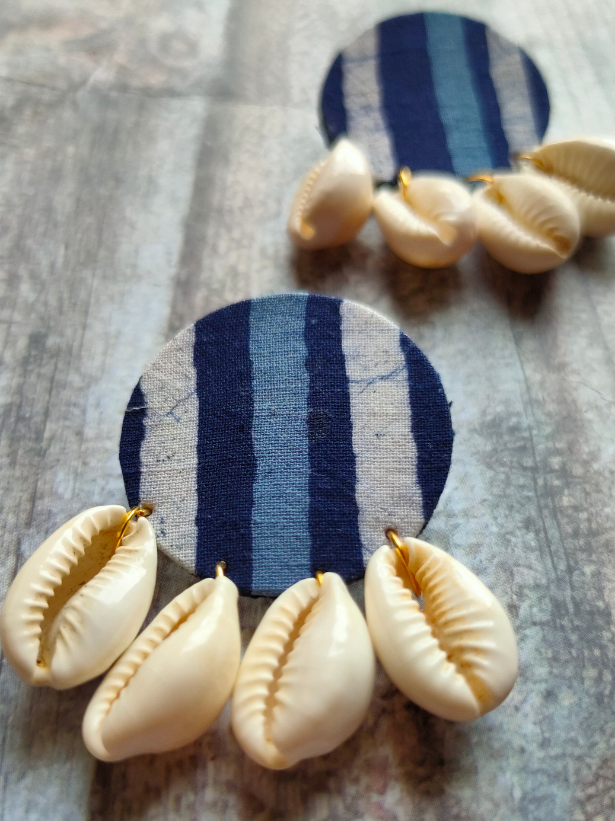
463, 18, 510, 169
399, 334, 454, 523
304, 296, 363, 579
119, 381, 146, 508
194, 301, 255, 591
320, 53, 347, 145
521, 51, 550, 141
378, 13, 454, 176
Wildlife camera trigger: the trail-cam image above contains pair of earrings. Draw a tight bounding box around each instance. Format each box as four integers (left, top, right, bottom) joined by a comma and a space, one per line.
0, 503, 518, 768
288, 136, 615, 275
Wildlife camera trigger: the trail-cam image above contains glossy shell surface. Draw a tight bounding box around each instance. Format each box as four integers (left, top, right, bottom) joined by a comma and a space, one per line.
0, 505, 157, 690
231, 572, 375, 769
524, 138, 615, 237
287, 138, 373, 249
473, 173, 580, 274
373, 175, 477, 267
83, 575, 240, 761
365, 540, 518, 722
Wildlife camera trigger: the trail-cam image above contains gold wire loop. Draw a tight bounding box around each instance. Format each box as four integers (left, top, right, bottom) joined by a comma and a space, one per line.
517, 152, 545, 171
116, 505, 152, 549
398, 166, 412, 200
466, 173, 494, 185
385, 528, 421, 598
216, 561, 227, 577
315, 570, 324, 586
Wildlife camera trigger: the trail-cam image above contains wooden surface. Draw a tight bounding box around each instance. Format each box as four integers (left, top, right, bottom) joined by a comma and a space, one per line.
1, 0, 615, 819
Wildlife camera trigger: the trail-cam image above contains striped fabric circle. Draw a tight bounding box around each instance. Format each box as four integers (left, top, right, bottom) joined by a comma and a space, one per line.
321, 12, 550, 182
120, 295, 453, 596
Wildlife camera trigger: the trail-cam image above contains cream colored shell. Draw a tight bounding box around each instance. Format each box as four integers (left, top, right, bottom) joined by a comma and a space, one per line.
0, 506, 157, 690
365, 541, 518, 722
523, 138, 615, 237
83, 575, 240, 761
373, 176, 477, 267
231, 572, 375, 769
473, 173, 580, 274
287, 138, 373, 249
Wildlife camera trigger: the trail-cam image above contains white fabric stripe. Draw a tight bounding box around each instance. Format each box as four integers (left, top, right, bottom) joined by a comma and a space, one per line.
342, 27, 397, 181
340, 303, 423, 564
139, 323, 198, 571
486, 29, 538, 154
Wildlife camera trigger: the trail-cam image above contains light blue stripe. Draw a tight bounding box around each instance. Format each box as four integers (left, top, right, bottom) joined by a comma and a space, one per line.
249, 294, 311, 594
424, 14, 492, 176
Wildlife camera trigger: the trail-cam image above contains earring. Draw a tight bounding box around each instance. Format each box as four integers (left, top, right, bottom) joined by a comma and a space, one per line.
365, 530, 518, 722
231, 569, 375, 769
82, 561, 240, 761
519, 137, 615, 237
374, 167, 478, 268
0, 505, 156, 690
469, 171, 580, 274
287, 137, 373, 250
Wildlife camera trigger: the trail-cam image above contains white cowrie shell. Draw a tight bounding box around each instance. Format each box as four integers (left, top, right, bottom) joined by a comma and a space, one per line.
522, 138, 615, 237
231, 572, 375, 769
0, 505, 157, 690
287, 138, 373, 249
373, 173, 477, 268
365, 540, 518, 722
82, 574, 240, 761
472, 173, 580, 274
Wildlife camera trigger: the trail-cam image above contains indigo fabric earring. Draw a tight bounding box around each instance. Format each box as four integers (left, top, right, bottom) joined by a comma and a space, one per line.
287, 137, 373, 250
374, 167, 478, 268
116, 293, 455, 764
82, 561, 240, 761
365, 530, 518, 722
231, 569, 375, 769
0, 505, 156, 690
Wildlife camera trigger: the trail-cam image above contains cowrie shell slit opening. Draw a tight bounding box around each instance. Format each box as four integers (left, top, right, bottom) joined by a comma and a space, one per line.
231, 572, 375, 770
0, 505, 157, 690
82, 574, 241, 761
472, 173, 580, 274
365, 540, 518, 722
521, 138, 615, 237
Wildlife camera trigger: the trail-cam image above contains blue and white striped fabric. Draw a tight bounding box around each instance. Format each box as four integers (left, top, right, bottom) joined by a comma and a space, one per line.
321, 12, 550, 182
120, 295, 453, 596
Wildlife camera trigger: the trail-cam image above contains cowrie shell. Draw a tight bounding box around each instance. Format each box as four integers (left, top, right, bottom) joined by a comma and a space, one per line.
0, 505, 157, 690
287, 138, 373, 249
373, 175, 477, 268
522, 138, 615, 237
82, 575, 240, 761
472, 173, 580, 274
365, 540, 518, 722
231, 572, 375, 769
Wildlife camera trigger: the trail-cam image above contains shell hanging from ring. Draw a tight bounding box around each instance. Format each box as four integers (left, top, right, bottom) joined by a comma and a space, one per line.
472, 172, 580, 273
0, 506, 157, 690
374, 171, 478, 268
365, 538, 518, 721
231, 572, 375, 769
83, 574, 240, 760
521, 137, 615, 237
287, 138, 373, 250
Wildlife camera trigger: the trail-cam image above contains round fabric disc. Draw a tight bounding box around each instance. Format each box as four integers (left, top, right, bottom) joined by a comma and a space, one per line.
320, 11, 550, 182
120, 294, 453, 596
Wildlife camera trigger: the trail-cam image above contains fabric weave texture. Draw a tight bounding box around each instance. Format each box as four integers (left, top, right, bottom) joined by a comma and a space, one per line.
321, 12, 550, 182
120, 294, 453, 595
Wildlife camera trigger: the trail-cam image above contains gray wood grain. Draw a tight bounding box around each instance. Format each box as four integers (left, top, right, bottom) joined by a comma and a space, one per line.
1, 0, 615, 818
